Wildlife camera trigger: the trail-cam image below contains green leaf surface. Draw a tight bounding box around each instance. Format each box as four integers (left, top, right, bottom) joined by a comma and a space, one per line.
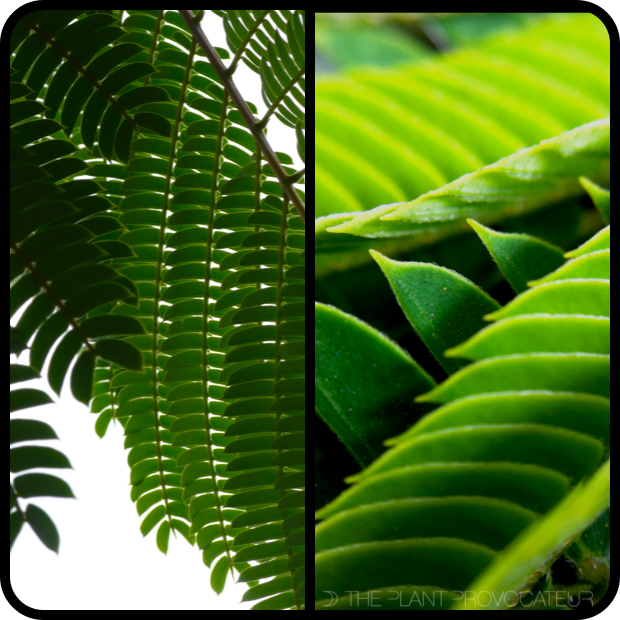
351, 424, 602, 486
315, 302, 435, 468
10, 511, 23, 551
316, 23, 432, 71
316, 538, 498, 603
580, 176, 610, 224
95, 339, 143, 371
328, 118, 610, 238
371, 250, 500, 374
81, 315, 146, 338
156, 520, 170, 555
417, 353, 610, 404
315, 21, 609, 279
486, 280, 610, 320
316, 496, 538, 554
565, 225, 610, 257
71, 349, 95, 405
529, 249, 610, 286
26, 504, 60, 553
446, 316, 610, 359
14, 473, 75, 499
315, 218, 610, 608
5, 6, 296, 607
10, 446, 72, 473
316, 462, 570, 522
210, 554, 230, 595
10, 419, 58, 444
452, 460, 610, 610
10, 388, 53, 413
388, 392, 610, 453
467, 218, 565, 293
316, 13, 609, 252
134, 112, 172, 138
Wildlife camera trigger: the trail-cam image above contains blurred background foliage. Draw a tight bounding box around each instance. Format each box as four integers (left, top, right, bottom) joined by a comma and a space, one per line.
315, 13, 548, 73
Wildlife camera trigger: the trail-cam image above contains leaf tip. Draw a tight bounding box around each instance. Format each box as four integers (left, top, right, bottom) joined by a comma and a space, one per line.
344, 473, 361, 484
443, 346, 458, 358
369, 249, 394, 271
466, 218, 484, 232
414, 394, 429, 403
483, 310, 500, 322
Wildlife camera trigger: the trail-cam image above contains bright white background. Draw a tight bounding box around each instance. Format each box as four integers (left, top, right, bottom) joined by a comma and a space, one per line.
6, 4, 301, 614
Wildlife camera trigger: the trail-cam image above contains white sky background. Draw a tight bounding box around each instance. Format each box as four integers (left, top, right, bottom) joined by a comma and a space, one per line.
6, 5, 301, 614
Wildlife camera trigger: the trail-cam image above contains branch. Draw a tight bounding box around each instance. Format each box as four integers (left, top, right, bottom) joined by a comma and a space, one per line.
178, 10, 305, 223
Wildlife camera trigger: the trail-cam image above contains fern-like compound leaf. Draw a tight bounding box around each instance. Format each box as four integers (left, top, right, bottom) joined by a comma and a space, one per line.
315, 221, 610, 610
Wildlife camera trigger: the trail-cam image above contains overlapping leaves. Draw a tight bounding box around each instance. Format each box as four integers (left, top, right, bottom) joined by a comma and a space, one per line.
315, 220, 610, 610
84, 11, 305, 609
213, 10, 305, 148
10, 10, 151, 553
315, 13, 610, 277
10, 329, 74, 553
10, 9, 304, 610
